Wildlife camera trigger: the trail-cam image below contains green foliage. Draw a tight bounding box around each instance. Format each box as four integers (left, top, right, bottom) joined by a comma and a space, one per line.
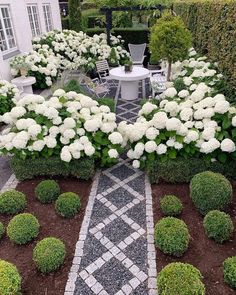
174, 0, 236, 90
35, 180, 60, 204
224, 256, 236, 289
7, 213, 40, 245
154, 217, 190, 257
157, 262, 205, 295
108, 47, 119, 66
148, 156, 236, 184
97, 97, 115, 112
61, 17, 69, 30
33, 237, 66, 273
81, 8, 104, 30
55, 192, 81, 218
11, 156, 95, 181
0, 222, 4, 240
203, 210, 234, 243
94, 0, 172, 8
160, 195, 183, 216
173, 78, 186, 92
190, 171, 232, 215
0, 190, 26, 215
140, 98, 159, 107
63, 79, 84, 94
0, 95, 14, 115
69, 0, 82, 32
0, 260, 21, 295
113, 11, 133, 28
149, 13, 192, 80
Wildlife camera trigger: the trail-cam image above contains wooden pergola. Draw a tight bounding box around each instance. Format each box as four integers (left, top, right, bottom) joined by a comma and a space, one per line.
100, 4, 167, 45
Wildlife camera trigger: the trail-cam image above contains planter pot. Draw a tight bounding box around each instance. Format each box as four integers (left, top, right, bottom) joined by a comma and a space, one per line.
124, 64, 133, 73
148, 63, 161, 71
20, 68, 28, 78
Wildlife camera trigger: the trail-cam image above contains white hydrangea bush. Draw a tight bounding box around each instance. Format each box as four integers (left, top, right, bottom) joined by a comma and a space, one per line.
32, 30, 130, 72
0, 80, 20, 115
10, 47, 60, 89
0, 90, 124, 166
119, 49, 236, 169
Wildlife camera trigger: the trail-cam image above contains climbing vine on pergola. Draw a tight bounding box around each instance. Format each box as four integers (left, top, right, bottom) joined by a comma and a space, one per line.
100, 4, 169, 45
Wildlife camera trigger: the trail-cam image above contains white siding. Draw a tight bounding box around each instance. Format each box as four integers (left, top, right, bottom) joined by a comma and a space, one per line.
0, 0, 61, 80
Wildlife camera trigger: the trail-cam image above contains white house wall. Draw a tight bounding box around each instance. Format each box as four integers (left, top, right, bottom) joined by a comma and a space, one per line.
0, 0, 62, 81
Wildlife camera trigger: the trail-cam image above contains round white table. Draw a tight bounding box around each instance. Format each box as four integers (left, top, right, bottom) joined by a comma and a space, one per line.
109, 66, 150, 101
11, 76, 36, 94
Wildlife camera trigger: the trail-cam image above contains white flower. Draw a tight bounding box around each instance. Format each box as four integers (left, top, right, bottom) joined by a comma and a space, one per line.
63, 129, 76, 139
183, 77, 193, 86
64, 118, 76, 128
45, 137, 57, 148
60, 146, 72, 162
84, 119, 100, 132
32, 140, 45, 151
214, 100, 230, 114
151, 112, 167, 129
144, 141, 157, 153
200, 138, 220, 154
220, 139, 236, 152
180, 108, 193, 122
156, 144, 167, 155
163, 87, 177, 98
184, 130, 199, 143
166, 118, 181, 131
164, 101, 179, 116
145, 127, 159, 140
132, 160, 140, 169
202, 127, 215, 141
53, 89, 66, 97
140, 102, 157, 115
28, 124, 42, 137
232, 116, 236, 127
108, 148, 118, 158
178, 90, 189, 98
108, 132, 123, 145
10, 106, 26, 118
84, 145, 95, 156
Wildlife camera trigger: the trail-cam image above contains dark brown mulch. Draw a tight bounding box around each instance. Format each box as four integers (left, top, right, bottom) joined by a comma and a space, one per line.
0, 177, 92, 295
152, 181, 236, 295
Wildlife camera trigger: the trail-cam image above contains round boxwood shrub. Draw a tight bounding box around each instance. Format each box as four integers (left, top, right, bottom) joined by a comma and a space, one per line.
0, 190, 26, 215
154, 217, 190, 257
203, 210, 234, 243
160, 195, 183, 216
224, 256, 236, 289
35, 180, 60, 204
7, 213, 40, 245
33, 237, 66, 273
190, 171, 232, 215
157, 262, 205, 295
0, 222, 4, 240
55, 192, 81, 218
0, 260, 22, 295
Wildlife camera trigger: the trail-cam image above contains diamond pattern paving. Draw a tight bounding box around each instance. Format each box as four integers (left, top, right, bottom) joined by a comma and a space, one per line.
65, 95, 157, 295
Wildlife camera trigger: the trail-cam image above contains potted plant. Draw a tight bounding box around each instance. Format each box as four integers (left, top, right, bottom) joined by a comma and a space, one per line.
108, 48, 119, 68
124, 59, 133, 73
149, 12, 192, 81
148, 54, 161, 71
10, 56, 30, 78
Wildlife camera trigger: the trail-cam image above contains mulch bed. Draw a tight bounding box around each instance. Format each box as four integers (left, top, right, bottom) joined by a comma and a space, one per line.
0, 177, 92, 295
152, 181, 236, 295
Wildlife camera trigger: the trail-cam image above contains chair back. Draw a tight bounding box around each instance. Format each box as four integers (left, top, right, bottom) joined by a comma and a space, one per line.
95, 60, 110, 79
128, 43, 146, 63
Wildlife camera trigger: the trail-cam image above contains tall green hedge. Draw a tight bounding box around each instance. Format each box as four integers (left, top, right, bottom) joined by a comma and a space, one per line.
174, 0, 236, 89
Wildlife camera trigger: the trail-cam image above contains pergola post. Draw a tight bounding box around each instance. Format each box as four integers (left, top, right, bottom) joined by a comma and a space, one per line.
105, 10, 112, 46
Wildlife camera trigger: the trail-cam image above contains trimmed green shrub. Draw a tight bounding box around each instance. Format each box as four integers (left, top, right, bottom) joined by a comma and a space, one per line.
7, 213, 40, 245
160, 195, 183, 216
224, 256, 236, 289
0, 260, 21, 295
63, 79, 85, 94
55, 192, 81, 218
61, 16, 69, 29
190, 171, 232, 215
154, 217, 190, 257
0, 222, 4, 240
69, 0, 82, 32
35, 180, 60, 204
33, 237, 66, 273
0, 190, 26, 215
174, 0, 236, 90
157, 262, 205, 295
148, 157, 236, 184
203, 210, 234, 243
11, 156, 95, 181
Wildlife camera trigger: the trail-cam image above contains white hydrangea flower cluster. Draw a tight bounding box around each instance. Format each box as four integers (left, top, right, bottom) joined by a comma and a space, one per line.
119, 49, 236, 169
32, 30, 129, 72
0, 80, 20, 115
10, 46, 60, 88
0, 90, 123, 164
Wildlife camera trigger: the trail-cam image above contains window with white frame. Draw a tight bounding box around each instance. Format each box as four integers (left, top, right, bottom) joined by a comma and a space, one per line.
27, 4, 41, 37
43, 4, 53, 32
0, 5, 17, 53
